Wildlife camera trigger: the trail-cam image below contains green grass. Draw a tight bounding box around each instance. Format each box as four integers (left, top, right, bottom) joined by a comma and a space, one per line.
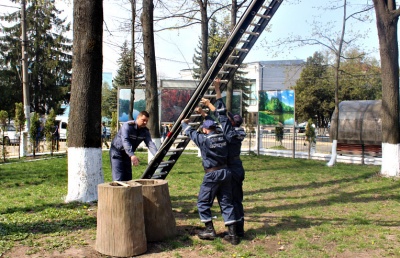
0, 152, 399, 257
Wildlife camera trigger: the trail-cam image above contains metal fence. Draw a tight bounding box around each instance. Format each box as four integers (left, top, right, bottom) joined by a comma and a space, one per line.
1, 139, 68, 159
238, 131, 332, 154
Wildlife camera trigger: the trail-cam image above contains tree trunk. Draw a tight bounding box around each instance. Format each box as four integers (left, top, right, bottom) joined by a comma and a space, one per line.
132, 179, 177, 242
141, 0, 160, 139
96, 182, 147, 257
199, 0, 209, 80
129, 0, 136, 121
66, 0, 104, 202
373, 0, 400, 177
327, 0, 347, 167
226, 0, 238, 111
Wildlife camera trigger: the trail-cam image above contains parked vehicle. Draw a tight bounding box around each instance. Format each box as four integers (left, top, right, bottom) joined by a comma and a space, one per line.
0, 125, 20, 145
295, 126, 306, 133
55, 104, 69, 140
55, 118, 68, 140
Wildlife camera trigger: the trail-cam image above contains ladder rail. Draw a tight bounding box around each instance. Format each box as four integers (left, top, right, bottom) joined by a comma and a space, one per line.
140, 0, 283, 179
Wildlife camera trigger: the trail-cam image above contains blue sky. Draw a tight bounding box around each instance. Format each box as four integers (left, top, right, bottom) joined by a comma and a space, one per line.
102, 72, 113, 87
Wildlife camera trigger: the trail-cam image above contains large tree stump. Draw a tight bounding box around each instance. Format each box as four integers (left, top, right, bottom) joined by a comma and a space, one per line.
96, 181, 147, 257
132, 179, 177, 242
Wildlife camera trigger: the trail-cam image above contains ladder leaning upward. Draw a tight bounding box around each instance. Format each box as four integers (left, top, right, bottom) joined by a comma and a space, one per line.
141, 0, 283, 179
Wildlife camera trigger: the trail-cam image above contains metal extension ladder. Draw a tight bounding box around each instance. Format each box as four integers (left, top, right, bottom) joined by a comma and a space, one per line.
140, 0, 283, 179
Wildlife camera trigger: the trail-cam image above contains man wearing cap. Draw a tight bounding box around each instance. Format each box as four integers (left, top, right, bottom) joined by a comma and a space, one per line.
201, 78, 247, 237
109, 111, 158, 181
181, 118, 239, 245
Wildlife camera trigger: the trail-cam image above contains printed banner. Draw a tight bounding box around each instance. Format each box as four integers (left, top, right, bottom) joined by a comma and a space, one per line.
118, 88, 146, 122
258, 90, 294, 126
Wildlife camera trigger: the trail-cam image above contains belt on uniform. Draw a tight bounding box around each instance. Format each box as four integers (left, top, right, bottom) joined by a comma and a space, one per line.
204, 165, 226, 173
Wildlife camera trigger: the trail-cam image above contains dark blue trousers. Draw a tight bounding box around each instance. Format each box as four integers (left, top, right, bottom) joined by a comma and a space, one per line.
197, 168, 236, 225
229, 159, 245, 222
109, 146, 132, 181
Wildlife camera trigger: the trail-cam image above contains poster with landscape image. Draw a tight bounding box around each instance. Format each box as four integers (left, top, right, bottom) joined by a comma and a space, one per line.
118, 88, 146, 122
258, 90, 294, 126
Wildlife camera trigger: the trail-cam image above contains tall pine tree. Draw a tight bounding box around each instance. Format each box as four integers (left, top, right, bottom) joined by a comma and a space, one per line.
113, 41, 144, 119
0, 0, 72, 116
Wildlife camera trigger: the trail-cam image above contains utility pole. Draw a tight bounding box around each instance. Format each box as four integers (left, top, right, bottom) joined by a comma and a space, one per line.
20, 0, 30, 157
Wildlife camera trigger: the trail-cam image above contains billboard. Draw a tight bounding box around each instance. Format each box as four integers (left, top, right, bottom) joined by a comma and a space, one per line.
118, 88, 146, 122
160, 89, 243, 123
160, 88, 194, 123
118, 86, 244, 124
258, 90, 294, 126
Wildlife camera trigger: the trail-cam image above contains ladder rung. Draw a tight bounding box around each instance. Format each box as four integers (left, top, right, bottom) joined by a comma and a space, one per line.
168, 148, 184, 152
244, 31, 259, 36
218, 70, 230, 74
188, 122, 201, 126
203, 94, 216, 98
157, 164, 169, 168
223, 64, 238, 69
256, 13, 271, 19
152, 172, 167, 179
173, 140, 186, 144
228, 55, 240, 59
262, 5, 272, 9
234, 48, 249, 53
160, 160, 175, 165
177, 135, 188, 139
191, 113, 202, 117
250, 23, 260, 27
165, 152, 179, 156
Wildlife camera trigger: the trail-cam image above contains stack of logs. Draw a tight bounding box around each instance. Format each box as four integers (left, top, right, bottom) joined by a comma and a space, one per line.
96, 179, 177, 257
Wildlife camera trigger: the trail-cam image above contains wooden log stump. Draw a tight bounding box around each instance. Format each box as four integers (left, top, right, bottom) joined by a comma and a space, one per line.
132, 179, 177, 242
96, 181, 147, 257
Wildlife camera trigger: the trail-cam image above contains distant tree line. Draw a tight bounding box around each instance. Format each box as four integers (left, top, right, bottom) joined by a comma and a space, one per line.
0, 1, 72, 121
294, 50, 381, 128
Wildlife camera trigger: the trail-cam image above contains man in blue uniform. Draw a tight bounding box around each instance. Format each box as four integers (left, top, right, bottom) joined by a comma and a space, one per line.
101, 122, 109, 149
181, 118, 239, 245
110, 111, 158, 181
201, 79, 247, 237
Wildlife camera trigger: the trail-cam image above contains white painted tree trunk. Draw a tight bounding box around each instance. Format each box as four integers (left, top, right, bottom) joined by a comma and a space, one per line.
327, 139, 338, 167
381, 143, 400, 177
65, 147, 104, 203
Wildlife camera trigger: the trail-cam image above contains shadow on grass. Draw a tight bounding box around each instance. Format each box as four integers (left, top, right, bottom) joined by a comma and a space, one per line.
0, 201, 95, 215
0, 217, 96, 237
244, 182, 400, 215
144, 225, 197, 255
245, 213, 400, 242
169, 172, 377, 204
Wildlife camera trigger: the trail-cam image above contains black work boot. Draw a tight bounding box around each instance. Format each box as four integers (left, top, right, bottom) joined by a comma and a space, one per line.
223, 223, 239, 245
198, 221, 216, 240
236, 219, 244, 237
223, 220, 245, 237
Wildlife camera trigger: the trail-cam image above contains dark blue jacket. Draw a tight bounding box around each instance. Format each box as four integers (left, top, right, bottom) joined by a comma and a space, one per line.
214, 98, 246, 159
182, 122, 228, 170
111, 120, 157, 157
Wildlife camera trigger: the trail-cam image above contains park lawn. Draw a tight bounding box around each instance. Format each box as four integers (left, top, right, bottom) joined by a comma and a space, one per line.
0, 151, 399, 257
